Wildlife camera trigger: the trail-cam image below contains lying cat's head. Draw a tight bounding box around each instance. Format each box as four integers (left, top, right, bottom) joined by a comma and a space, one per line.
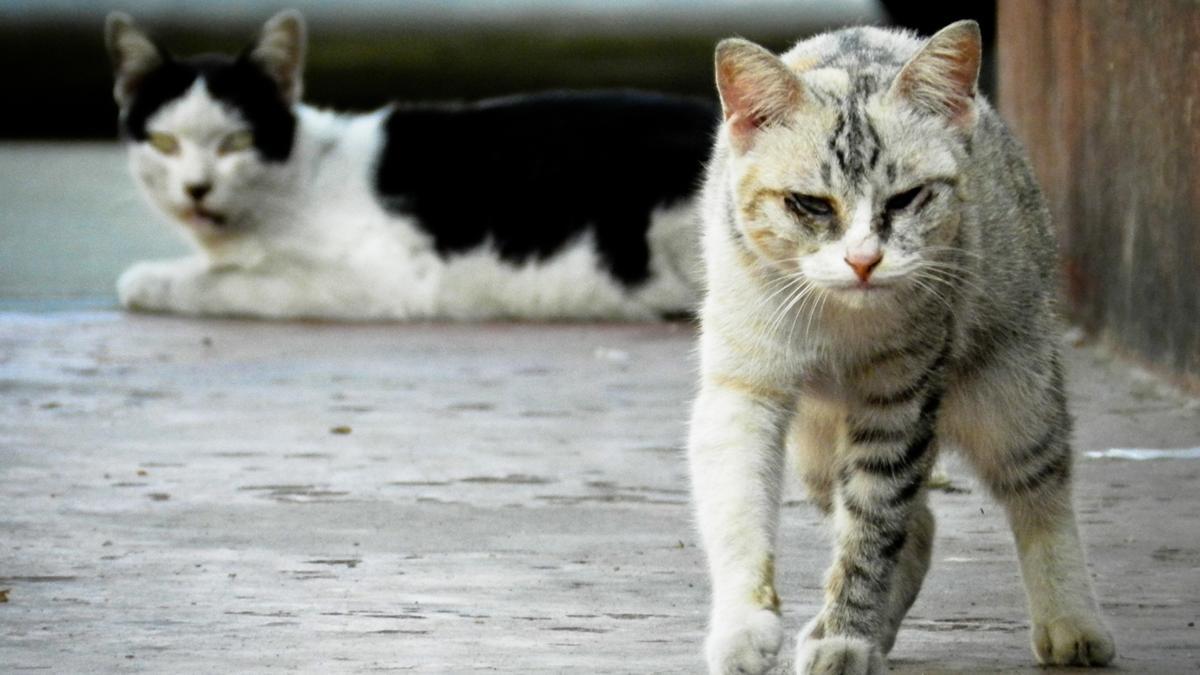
106, 10, 305, 238
713, 22, 982, 310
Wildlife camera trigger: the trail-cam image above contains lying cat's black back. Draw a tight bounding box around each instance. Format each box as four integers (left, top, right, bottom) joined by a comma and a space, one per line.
376, 91, 718, 286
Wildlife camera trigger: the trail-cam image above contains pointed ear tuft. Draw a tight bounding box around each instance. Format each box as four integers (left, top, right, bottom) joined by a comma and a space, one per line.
715, 38, 804, 153
889, 20, 981, 128
250, 9, 306, 105
105, 12, 164, 108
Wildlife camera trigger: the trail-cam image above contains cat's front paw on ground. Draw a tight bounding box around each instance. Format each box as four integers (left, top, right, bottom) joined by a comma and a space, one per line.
794, 635, 884, 675
117, 262, 188, 312
1032, 614, 1116, 666
706, 608, 783, 674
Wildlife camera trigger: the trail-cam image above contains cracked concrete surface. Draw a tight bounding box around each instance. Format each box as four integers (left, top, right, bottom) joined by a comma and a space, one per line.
1, 314, 1199, 673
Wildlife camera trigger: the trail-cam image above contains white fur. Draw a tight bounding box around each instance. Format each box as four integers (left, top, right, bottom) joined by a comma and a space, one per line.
120, 89, 699, 320
795, 632, 885, 675
706, 606, 783, 675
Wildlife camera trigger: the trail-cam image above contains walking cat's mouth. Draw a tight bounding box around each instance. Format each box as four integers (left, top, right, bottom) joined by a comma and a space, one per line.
825, 279, 896, 293
820, 279, 900, 309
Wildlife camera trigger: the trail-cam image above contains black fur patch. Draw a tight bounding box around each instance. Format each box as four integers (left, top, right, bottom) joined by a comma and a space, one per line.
375, 91, 718, 286
119, 53, 296, 162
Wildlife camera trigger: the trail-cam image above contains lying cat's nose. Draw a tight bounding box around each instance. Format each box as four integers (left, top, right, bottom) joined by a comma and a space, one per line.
844, 251, 882, 282
185, 183, 212, 202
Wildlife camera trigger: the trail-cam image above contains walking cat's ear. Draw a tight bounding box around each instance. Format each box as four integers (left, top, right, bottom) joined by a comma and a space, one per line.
714, 38, 805, 153
888, 20, 982, 129
248, 9, 306, 105
105, 12, 164, 108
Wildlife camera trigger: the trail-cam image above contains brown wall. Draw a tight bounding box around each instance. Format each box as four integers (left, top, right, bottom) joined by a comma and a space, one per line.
998, 0, 1200, 392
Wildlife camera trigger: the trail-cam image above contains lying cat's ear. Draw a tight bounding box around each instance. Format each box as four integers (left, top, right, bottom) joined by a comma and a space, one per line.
249, 10, 306, 105
889, 20, 982, 129
105, 12, 164, 108
715, 38, 805, 153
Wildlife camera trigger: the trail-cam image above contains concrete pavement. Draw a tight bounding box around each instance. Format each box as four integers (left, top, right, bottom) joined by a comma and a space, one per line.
1, 313, 1198, 673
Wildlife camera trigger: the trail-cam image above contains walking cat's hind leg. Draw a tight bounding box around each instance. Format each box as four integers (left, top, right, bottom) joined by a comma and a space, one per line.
942, 357, 1115, 667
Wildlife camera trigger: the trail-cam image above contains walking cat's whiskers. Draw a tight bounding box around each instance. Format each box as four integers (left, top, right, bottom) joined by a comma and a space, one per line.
796, 285, 832, 348
915, 260, 990, 301
907, 273, 959, 315
764, 276, 823, 344
766, 276, 809, 325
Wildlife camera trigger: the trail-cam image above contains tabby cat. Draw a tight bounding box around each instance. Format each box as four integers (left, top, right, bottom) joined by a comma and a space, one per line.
106, 11, 713, 320
687, 21, 1116, 674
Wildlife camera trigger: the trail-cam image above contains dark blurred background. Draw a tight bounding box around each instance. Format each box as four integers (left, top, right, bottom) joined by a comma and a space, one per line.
0, 0, 996, 139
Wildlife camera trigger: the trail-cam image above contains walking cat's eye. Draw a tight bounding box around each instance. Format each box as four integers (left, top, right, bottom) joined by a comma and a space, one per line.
885, 185, 928, 212
147, 132, 179, 156
218, 131, 255, 155
785, 193, 835, 217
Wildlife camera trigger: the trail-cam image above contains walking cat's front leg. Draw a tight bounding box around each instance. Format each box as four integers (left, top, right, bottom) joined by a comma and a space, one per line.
689, 367, 796, 675
943, 355, 1116, 667
795, 357, 945, 675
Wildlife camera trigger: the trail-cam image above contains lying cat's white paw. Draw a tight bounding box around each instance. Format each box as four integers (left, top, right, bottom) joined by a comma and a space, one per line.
795, 634, 884, 675
706, 607, 783, 675
117, 262, 192, 312
1032, 614, 1116, 666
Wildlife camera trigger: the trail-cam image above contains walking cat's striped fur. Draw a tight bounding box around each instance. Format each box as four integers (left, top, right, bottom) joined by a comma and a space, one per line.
688, 22, 1116, 674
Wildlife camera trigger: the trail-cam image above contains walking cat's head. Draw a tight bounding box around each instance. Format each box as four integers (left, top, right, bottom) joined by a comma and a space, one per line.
106, 10, 305, 239
713, 22, 982, 310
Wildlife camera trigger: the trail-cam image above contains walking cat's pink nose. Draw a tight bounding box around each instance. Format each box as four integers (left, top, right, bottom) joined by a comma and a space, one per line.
845, 251, 882, 282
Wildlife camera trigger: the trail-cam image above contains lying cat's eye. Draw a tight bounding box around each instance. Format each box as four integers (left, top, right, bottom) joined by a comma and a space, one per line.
885, 185, 928, 212
218, 131, 255, 155
147, 132, 179, 156
785, 193, 835, 217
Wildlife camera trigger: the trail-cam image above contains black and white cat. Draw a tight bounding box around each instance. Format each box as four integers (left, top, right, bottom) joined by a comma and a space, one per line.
106, 10, 715, 320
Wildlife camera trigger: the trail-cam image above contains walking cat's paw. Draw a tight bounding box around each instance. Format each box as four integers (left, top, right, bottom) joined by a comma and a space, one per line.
795, 634, 884, 675
1032, 614, 1115, 666
706, 608, 783, 674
